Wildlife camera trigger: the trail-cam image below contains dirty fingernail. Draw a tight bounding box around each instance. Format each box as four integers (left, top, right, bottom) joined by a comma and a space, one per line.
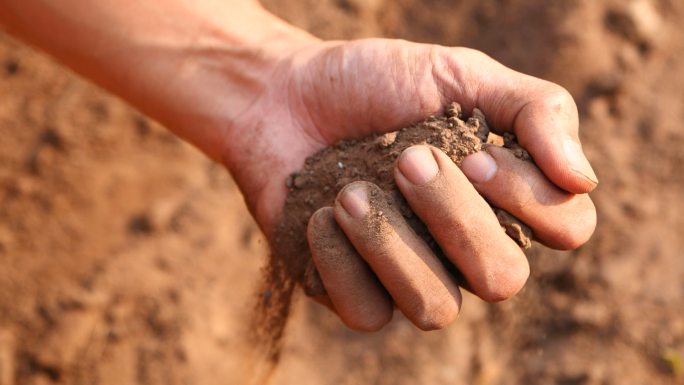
462, 150, 497, 184
339, 184, 369, 219
563, 138, 599, 185
397, 146, 439, 185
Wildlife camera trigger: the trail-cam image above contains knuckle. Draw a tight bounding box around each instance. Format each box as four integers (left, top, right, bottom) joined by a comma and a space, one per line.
508, 187, 542, 214
409, 296, 460, 331
454, 47, 493, 63
344, 311, 392, 333
413, 313, 450, 331
479, 254, 530, 303
555, 200, 598, 250
539, 85, 578, 116
434, 47, 496, 104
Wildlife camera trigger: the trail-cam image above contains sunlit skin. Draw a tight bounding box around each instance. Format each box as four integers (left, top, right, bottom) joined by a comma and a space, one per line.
1, 0, 597, 330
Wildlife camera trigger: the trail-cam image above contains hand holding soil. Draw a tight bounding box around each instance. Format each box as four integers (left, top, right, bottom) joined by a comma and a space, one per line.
0, 0, 598, 361
245, 41, 598, 345
269, 102, 597, 335
281, 104, 533, 324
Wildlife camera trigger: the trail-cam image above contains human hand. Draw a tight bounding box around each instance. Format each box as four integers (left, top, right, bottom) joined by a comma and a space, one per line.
221, 38, 597, 331
2, 0, 595, 332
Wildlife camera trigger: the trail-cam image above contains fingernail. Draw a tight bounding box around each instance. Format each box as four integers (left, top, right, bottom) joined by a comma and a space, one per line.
461, 150, 497, 184
563, 138, 599, 185
397, 146, 439, 185
339, 184, 369, 219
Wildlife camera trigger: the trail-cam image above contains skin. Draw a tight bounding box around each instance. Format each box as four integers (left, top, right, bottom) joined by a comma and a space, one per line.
0, 0, 598, 331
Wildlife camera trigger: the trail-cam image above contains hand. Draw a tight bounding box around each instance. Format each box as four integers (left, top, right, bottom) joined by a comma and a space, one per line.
223, 38, 598, 331
1, 0, 596, 332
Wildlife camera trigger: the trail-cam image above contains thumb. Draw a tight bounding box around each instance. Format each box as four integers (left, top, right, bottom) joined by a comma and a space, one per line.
438, 48, 598, 193
299, 40, 598, 194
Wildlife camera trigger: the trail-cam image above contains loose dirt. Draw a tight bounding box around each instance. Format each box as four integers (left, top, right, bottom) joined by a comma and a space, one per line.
258, 103, 533, 360
3, 1, 684, 384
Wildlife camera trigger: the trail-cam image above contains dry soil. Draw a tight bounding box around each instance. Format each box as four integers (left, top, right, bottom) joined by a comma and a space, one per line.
1, 0, 683, 384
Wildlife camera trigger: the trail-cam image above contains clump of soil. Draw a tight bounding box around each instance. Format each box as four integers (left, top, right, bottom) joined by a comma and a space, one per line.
255, 103, 533, 360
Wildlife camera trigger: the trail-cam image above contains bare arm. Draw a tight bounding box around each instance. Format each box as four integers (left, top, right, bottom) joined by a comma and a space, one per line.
0, 0, 317, 161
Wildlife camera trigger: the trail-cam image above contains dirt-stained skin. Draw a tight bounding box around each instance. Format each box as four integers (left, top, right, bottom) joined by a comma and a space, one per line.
256, 103, 535, 357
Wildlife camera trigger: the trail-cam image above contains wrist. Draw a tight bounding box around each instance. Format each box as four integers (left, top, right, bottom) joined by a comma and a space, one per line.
2, 0, 320, 163
124, 4, 321, 162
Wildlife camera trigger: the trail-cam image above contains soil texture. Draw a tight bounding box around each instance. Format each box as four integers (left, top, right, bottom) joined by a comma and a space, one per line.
1, 0, 684, 384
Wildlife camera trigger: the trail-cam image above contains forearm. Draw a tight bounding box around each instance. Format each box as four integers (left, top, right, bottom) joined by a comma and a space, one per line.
0, 0, 317, 160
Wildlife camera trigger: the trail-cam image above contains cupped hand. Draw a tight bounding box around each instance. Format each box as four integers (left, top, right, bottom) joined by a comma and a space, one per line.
222, 38, 597, 331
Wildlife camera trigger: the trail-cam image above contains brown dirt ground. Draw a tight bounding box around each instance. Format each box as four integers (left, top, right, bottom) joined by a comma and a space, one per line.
1, 0, 683, 384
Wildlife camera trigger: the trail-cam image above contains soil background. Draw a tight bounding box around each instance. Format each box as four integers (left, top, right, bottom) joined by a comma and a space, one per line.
1, 0, 683, 384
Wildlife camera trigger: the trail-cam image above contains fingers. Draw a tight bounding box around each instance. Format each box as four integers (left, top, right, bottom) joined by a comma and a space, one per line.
299, 41, 597, 194
307, 207, 393, 332
505, 84, 599, 194
436, 48, 598, 193
302, 259, 337, 312
333, 182, 462, 330
390, 140, 595, 251
461, 146, 597, 250
394, 145, 530, 302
